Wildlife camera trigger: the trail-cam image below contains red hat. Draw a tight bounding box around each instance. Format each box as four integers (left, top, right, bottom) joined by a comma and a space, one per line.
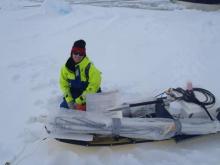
71, 39, 86, 56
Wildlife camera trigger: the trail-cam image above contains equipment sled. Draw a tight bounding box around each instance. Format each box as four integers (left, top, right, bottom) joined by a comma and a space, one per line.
46, 87, 220, 146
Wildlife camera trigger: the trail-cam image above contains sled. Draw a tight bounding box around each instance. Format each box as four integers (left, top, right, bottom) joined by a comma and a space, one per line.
46, 87, 220, 146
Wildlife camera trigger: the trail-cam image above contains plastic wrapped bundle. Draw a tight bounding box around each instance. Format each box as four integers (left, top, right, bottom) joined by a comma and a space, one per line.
47, 109, 176, 141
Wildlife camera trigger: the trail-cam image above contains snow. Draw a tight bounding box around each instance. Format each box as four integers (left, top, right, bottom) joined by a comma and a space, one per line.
42, 0, 72, 15
0, 0, 220, 165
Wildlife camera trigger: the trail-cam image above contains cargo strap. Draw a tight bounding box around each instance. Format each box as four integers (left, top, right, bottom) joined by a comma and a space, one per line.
112, 118, 122, 136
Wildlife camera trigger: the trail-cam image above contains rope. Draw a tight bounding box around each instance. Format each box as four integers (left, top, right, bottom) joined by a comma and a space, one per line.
169, 87, 215, 121
5, 137, 48, 165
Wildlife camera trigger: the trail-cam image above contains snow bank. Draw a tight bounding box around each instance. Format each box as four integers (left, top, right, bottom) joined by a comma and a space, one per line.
0, 0, 23, 10
42, 0, 72, 15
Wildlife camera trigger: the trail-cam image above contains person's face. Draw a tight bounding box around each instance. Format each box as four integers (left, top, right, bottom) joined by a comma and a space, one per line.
72, 51, 84, 63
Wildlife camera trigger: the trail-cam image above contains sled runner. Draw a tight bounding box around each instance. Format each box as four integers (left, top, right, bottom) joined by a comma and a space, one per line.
46, 86, 220, 146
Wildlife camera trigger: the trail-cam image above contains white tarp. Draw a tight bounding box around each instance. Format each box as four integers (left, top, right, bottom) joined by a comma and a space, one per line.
47, 109, 176, 141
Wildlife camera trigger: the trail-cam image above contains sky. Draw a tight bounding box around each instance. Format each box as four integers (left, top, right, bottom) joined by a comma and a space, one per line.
0, 0, 220, 165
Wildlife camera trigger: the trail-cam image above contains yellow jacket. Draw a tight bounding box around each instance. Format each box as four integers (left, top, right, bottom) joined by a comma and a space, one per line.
60, 56, 101, 104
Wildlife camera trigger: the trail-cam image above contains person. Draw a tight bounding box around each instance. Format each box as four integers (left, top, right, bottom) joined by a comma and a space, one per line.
59, 39, 102, 111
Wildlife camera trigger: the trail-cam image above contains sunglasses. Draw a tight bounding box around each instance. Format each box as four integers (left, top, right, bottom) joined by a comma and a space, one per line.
73, 51, 84, 57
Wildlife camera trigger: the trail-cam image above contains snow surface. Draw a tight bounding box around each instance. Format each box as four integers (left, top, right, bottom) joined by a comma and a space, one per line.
1, 0, 220, 164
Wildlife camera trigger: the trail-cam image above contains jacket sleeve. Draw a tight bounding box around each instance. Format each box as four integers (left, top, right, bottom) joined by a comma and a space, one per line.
59, 65, 74, 103
75, 64, 101, 104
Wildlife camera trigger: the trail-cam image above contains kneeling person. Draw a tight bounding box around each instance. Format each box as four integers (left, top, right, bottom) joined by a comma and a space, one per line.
59, 39, 102, 111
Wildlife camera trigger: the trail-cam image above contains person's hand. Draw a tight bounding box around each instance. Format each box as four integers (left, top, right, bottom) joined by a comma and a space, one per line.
75, 104, 86, 111
67, 102, 86, 111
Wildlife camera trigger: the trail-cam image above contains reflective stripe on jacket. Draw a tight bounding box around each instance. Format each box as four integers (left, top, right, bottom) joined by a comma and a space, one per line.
59, 56, 101, 104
